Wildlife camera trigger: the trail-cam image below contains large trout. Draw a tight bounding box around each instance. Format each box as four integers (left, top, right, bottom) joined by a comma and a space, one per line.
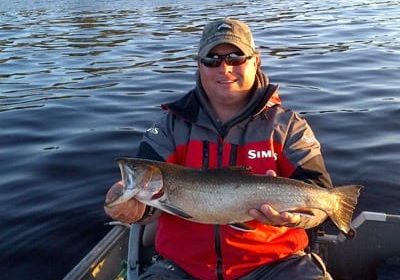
106, 157, 362, 233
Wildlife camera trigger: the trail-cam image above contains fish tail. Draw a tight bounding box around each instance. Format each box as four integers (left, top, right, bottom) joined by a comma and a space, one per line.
329, 185, 362, 233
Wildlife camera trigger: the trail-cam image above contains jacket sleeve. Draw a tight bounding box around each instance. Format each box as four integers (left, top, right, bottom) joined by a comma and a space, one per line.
135, 112, 176, 161
280, 112, 333, 228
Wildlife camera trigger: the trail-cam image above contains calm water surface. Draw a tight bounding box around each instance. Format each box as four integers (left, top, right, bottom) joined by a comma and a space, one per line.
0, 0, 399, 279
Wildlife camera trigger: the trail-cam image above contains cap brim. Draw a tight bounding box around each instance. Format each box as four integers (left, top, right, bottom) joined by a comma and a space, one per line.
198, 38, 253, 57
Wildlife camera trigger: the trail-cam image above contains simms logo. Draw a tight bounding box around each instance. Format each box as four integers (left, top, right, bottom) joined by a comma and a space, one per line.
146, 127, 159, 135
248, 149, 278, 160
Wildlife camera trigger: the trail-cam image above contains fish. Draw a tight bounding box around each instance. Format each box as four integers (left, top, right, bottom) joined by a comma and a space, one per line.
105, 157, 362, 234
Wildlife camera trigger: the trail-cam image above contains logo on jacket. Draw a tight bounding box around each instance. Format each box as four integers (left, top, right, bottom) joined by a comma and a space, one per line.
146, 127, 159, 135
248, 149, 278, 160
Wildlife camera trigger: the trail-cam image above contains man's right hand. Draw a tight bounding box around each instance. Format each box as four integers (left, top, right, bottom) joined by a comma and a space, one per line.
104, 181, 146, 224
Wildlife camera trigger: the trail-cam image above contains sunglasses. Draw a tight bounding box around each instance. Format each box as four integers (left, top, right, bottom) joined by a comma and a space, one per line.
200, 52, 253, 68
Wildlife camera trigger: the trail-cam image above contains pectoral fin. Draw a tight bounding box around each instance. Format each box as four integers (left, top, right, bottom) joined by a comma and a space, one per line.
159, 201, 193, 219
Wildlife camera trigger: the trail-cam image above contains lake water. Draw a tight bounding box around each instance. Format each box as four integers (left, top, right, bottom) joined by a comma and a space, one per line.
1, 0, 399, 279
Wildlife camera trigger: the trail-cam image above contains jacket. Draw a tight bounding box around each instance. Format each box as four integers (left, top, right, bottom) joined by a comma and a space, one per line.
136, 70, 332, 280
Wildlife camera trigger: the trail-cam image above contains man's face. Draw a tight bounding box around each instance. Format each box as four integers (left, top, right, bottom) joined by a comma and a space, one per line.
198, 43, 259, 109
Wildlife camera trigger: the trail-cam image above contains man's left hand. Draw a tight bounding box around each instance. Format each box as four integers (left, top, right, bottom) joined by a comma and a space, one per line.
248, 169, 301, 227
248, 204, 301, 227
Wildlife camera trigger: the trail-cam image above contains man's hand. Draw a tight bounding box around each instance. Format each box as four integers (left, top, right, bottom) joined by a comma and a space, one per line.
104, 181, 146, 224
248, 169, 301, 227
248, 205, 301, 227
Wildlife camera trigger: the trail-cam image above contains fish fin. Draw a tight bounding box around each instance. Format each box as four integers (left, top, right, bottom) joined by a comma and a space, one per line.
329, 185, 363, 234
159, 201, 193, 219
229, 223, 256, 232
285, 208, 316, 218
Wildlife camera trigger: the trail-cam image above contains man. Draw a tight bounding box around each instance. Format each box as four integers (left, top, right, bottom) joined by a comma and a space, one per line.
105, 18, 333, 280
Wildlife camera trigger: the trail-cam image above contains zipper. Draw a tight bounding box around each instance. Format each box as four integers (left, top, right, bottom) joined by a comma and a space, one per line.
217, 135, 224, 168
203, 140, 209, 169
214, 128, 238, 280
214, 225, 223, 280
229, 144, 237, 166
215, 135, 224, 280
201, 138, 223, 279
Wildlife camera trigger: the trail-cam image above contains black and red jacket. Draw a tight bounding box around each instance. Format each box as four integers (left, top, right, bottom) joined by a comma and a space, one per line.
136, 70, 332, 280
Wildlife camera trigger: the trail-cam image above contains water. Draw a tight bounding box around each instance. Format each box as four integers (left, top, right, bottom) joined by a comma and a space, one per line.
1, 0, 399, 279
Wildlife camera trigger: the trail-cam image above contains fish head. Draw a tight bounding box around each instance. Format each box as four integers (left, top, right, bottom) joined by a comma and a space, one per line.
117, 158, 165, 204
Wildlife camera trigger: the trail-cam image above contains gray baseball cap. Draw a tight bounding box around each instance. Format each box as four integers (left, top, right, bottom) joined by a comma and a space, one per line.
198, 18, 256, 57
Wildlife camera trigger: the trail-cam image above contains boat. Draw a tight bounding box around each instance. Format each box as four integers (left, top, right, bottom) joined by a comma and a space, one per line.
63, 211, 400, 280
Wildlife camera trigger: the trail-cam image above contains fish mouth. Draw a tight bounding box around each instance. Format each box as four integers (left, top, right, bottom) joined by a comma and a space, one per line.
113, 158, 165, 203
119, 161, 135, 191
104, 160, 141, 208
104, 182, 140, 208
104, 193, 132, 208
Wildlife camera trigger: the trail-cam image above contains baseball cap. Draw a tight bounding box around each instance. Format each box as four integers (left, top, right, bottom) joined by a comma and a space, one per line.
198, 18, 256, 57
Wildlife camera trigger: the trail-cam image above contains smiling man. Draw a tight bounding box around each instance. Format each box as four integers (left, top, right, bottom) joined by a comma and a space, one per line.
105, 18, 333, 280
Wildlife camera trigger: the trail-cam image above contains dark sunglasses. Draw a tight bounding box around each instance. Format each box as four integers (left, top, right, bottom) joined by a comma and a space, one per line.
200, 52, 253, 68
